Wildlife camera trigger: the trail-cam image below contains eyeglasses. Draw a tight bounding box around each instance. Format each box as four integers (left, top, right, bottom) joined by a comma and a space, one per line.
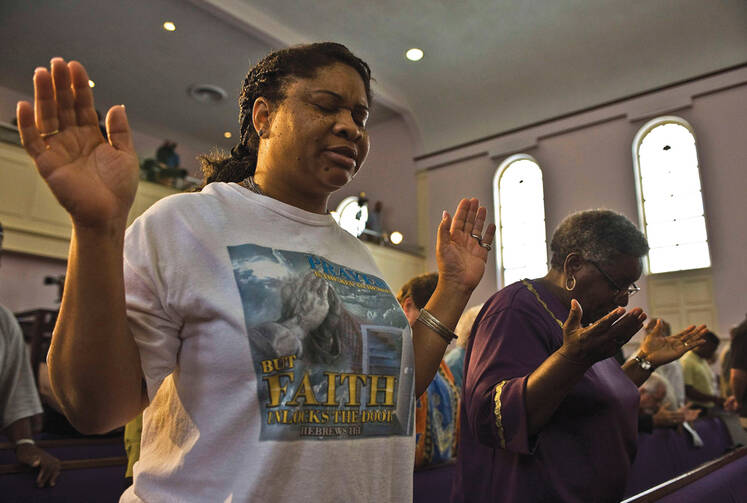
588, 260, 640, 298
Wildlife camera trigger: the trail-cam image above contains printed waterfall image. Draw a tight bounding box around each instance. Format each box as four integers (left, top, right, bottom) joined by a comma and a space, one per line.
228, 243, 414, 441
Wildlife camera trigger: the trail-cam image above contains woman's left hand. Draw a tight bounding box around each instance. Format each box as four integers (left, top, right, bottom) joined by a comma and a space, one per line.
436, 198, 496, 295
640, 320, 708, 367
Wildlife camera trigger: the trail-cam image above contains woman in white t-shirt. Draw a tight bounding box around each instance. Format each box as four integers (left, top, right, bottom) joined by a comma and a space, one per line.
16, 43, 495, 500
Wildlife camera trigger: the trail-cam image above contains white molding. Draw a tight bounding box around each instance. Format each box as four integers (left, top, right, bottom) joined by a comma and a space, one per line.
415, 66, 747, 171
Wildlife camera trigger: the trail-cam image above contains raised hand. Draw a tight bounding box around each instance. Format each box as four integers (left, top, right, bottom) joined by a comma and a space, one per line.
16, 58, 139, 229
436, 198, 496, 294
640, 320, 708, 367
558, 300, 646, 366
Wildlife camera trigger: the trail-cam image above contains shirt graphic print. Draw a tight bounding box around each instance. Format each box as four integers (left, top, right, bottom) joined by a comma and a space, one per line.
228, 243, 414, 441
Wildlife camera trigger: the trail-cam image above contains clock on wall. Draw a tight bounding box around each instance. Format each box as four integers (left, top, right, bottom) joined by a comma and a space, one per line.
333, 195, 369, 237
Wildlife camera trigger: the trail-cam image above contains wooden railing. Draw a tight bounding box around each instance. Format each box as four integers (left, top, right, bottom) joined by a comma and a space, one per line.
622, 446, 747, 502
0, 436, 126, 475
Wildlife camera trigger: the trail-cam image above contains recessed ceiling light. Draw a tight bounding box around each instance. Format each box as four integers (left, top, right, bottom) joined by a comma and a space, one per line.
224, 131, 232, 139
187, 84, 227, 104
405, 48, 424, 62
88, 80, 95, 88
163, 21, 176, 32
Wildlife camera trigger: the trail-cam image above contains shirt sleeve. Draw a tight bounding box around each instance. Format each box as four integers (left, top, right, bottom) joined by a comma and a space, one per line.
443, 346, 465, 391
124, 214, 184, 402
681, 355, 697, 387
462, 306, 556, 455
0, 309, 43, 429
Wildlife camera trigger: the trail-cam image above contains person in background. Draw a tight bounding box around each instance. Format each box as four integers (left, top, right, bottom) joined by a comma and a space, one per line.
0, 222, 61, 487
398, 272, 460, 468
638, 373, 699, 433
724, 315, 747, 428
453, 209, 708, 503
444, 303, 483, 391
123, 413, 141, 482
682, 331, 730, 414
364, 200, 384, 243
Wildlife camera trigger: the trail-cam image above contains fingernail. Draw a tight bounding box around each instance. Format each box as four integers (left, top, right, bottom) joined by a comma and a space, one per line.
442, 210, 447, 220
34, 67, 45, 74
120, 104, 126, 110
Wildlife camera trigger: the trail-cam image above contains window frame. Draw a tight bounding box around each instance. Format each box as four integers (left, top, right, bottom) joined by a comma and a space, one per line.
632, 115, 711, 275
492, 153, 548, 288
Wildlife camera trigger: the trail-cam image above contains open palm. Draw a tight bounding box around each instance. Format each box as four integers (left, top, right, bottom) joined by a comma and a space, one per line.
436, 198, 496, 294
641, 321, 708, 367
16, 58, 138, 228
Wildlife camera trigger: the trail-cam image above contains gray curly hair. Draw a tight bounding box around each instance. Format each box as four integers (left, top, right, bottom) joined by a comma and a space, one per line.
549, 209, 649, 269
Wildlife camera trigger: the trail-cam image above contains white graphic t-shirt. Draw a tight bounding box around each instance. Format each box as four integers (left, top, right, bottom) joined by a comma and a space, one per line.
120, 182, 415, 502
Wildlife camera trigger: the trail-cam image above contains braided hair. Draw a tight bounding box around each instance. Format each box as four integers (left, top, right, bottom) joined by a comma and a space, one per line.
199, 42, 372, 188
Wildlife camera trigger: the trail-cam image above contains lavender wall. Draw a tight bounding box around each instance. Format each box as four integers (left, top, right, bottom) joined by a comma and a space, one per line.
417, 68, 747, 331
0, 252, 66, 311
685, 84, 747, 331
329, 115, 419, 249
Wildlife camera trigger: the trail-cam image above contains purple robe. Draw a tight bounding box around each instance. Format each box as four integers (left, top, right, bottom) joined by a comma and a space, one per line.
452, 280, 640, 502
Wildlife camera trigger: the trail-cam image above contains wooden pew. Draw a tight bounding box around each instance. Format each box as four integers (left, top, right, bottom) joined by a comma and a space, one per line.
0, 436, 128, 502
622, 446, 747, 502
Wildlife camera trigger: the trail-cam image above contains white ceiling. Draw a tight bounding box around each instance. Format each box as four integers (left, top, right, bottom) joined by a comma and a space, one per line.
1, 0, 745, 157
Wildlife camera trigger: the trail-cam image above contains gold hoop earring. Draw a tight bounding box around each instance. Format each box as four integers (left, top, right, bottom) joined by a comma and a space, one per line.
565, 276, 576, 291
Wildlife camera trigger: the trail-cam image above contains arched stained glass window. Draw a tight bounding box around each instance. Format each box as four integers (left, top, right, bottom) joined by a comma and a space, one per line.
633, 117, 710, 274
493, 154, 548, 287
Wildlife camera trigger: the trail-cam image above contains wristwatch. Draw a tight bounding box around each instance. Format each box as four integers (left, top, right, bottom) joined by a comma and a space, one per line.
634, 353, 654, 371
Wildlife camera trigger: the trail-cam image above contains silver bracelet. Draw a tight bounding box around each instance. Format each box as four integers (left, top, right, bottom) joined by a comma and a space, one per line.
416, 308, 457, 343
633, 353, 655, 371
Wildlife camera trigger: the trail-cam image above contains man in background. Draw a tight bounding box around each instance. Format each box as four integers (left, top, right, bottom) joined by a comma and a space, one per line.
0, 222, 61, 487
682, 331, 727, 415
725, 316, 747, 428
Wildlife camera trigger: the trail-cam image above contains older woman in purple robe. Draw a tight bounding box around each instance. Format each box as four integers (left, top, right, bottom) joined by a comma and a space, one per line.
453, 210, 708, 503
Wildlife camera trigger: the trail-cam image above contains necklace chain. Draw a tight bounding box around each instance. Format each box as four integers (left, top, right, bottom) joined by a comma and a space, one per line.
238, 175, 331, 214
239, 175, 265, 196
521, 279, 563, 328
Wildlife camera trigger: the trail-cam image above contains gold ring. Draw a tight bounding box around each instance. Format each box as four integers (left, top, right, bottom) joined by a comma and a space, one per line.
40, 129, 60, 138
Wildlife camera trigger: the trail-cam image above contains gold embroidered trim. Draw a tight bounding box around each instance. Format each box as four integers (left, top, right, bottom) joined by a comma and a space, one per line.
521, 279, 563, 328
493, 380, 507, 449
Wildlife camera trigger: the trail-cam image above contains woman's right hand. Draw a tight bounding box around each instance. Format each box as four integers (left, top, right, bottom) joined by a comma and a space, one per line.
558, 300, 646, 366
16, 58, 139, 229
